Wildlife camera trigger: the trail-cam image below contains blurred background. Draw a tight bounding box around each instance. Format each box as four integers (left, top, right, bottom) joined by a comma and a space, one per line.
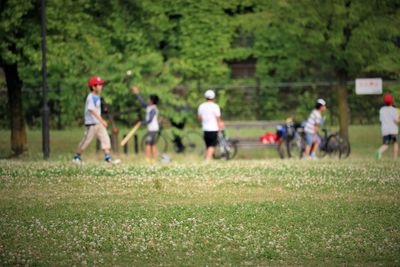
1, 0, 399, 156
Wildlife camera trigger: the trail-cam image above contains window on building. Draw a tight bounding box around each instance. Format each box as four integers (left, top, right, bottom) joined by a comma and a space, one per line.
226, 57, 256, 79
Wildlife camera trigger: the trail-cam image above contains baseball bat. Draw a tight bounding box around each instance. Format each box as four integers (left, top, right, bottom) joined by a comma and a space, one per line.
120, 122, 141, 146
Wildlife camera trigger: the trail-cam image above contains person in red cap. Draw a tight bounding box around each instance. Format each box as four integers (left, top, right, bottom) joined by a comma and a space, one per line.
73, 76, 120, 164
375, 94, 399, 159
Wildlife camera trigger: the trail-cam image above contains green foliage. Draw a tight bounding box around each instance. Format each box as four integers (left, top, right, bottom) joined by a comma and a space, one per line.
257, 0, 400, 81
0, 0, 39, 64
1, 0, 399, 129
295, 91, 318, 121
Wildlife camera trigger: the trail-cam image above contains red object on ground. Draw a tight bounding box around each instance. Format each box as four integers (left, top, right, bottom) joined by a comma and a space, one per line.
260, 133, 278, 144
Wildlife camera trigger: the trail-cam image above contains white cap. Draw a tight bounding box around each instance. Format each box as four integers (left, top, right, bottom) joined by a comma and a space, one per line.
205, 90, 215, 100
317, 98, 326, 106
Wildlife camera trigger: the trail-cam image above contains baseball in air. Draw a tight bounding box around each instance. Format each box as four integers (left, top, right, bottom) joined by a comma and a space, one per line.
127, 70, 132, 76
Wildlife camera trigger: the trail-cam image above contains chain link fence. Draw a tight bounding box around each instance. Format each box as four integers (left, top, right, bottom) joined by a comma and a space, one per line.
1, 80, 398, 129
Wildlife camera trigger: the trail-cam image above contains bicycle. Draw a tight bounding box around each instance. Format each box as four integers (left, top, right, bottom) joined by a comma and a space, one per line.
278, 121, 351, 159
317, 128, 351, 159
140, 125, 205, 156
213, 130, 239, 160
276, 121, 305, 159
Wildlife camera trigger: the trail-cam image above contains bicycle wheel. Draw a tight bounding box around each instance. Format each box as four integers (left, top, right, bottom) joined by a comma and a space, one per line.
326, 134, 341, 158
287, 136, 304, 159
182, 131, 205, 156
316, 135, 327, 158
213, 139, 237, 160
338, 136, 351, 159
228, 140, 238, 159
140, 132, 168, 154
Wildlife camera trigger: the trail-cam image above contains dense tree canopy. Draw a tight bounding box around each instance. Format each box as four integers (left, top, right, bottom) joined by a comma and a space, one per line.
1, 0, 399, 152
256, 0, 400, 138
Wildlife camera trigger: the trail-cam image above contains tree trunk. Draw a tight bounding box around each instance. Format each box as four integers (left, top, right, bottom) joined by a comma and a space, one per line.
4, 63, 27, 155
335, 82, 350, 141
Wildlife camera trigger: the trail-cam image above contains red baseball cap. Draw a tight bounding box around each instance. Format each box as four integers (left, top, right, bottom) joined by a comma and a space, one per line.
383, 94, 394, 105
88, 76, 105, 88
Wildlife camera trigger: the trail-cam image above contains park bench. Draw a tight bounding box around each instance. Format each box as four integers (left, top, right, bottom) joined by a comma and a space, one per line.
98, 120, 284, 154
224, 120, 283, 148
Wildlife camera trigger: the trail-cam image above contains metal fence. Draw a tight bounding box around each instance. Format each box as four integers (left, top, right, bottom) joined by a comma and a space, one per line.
1, 79, 399, 129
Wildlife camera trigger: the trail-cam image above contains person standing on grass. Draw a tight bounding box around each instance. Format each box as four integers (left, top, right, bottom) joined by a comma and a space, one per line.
132, 85, 159, 162
304, 99, 327, 159
73, 76, 120, 164
375, 94, 399, 159
198, 90, 225, 161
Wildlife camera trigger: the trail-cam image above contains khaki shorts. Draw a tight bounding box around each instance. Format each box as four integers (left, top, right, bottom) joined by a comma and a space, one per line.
78, 124, 111, 150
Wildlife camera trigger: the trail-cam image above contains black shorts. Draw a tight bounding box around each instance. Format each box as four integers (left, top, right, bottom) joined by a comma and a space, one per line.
203, 131, 218, 148
145, 131, 158, 145
383, 134, 397, 145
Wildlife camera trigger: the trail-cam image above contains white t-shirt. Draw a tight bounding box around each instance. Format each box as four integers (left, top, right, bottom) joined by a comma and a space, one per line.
198, 102, 221, 131
380, 106, 399, 136
84, 93, 101, 125
146, 105, 159, 132
304, 109, 322, 134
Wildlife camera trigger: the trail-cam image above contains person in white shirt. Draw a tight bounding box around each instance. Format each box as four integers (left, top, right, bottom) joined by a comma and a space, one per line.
198, 90, 225, 160
304, 99, 327, 159
376, 94, 399, 159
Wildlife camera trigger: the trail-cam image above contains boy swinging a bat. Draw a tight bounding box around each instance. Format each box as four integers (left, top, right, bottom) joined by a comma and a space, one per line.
131, 85, 160, 162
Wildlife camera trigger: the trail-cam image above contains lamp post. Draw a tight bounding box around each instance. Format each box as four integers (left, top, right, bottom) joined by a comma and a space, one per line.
41, 0, 50, 159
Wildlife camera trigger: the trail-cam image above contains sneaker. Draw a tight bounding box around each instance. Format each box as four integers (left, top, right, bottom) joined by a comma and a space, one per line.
106, 158, 121, 164
72, 158, 82, 164
374, 151, 381, 160
160, 153, 171, 163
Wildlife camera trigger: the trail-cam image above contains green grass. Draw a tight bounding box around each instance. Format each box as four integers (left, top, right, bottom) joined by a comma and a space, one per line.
0, 125, 399, 265
0, 159, 399, 265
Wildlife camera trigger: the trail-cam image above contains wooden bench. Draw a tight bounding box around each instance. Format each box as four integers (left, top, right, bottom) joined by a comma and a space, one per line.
224, 121, 283, 148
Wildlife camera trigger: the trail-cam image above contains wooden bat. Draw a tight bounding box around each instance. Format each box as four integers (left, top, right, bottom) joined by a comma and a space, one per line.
120, 122, 141, 146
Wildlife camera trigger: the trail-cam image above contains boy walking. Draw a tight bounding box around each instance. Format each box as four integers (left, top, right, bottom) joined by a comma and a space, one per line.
132, 85, 160, 162
73, 76, 120, 164
304, 99, 327, 159
376, 94, 399, 159
198, 90, 225, 160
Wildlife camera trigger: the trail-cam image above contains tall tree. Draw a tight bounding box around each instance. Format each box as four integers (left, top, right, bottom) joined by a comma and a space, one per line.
2, 0, 398, 133
256, 0, 400, 140
45, 0, 186, 126
0, 0, 39, 155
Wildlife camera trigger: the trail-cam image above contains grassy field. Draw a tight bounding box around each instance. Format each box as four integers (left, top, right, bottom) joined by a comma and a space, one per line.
0, 160, 399, 265
0, 125, 399, 265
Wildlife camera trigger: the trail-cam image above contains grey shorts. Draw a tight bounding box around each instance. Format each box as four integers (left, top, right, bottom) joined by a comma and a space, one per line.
145, 131, 159, 145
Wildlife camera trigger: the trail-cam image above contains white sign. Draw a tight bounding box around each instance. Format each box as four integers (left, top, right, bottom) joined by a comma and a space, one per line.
355, 78, 382, 95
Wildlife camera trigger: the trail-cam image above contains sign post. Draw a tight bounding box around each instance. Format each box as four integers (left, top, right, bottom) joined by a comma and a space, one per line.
355, 78, 382, 95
